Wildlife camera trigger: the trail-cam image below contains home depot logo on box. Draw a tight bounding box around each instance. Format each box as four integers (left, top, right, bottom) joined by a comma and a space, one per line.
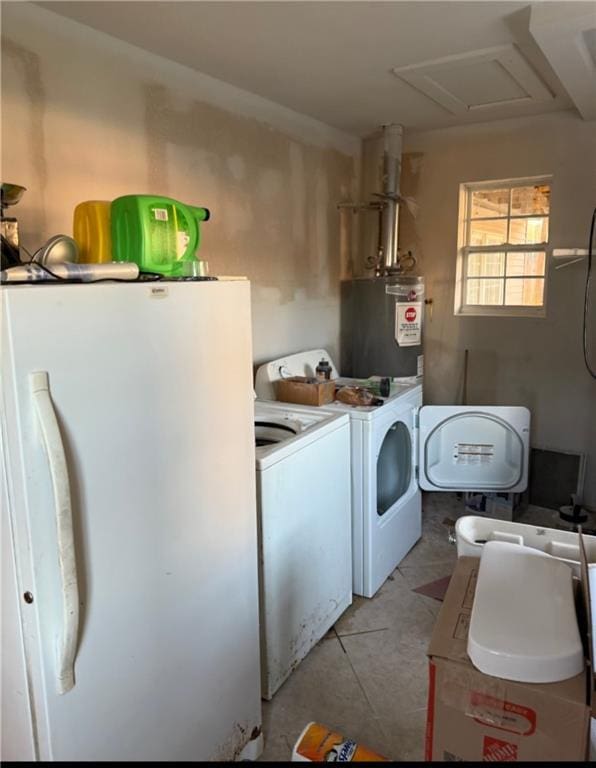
483, 736, 518, 762
469, 691, 536, 736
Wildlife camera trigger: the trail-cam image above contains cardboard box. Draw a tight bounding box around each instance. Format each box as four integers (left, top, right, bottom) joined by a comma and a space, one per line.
425, 554, 592, 761
463, 492, 521, 521
275, 377, 336, 407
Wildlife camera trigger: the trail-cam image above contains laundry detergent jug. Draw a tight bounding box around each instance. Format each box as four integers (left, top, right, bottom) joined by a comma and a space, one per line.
111, 195, 210, 276
73, 200, 112, 263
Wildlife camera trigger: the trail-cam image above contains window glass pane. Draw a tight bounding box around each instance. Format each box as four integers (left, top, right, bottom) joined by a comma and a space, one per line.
506, 251, 545, 277
469, 219, 507, 246
505, 278, 544, 306
511, 185, 550, 216
470, 188, 509, 218
509, 217, 548, 244
466, 279, 504, 305
461, 179, 550, 311
467, 252, 505, 277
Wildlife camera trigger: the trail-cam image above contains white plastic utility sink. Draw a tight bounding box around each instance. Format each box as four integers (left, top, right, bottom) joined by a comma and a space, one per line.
468, 540, 584, 684
456, 515, 596, 579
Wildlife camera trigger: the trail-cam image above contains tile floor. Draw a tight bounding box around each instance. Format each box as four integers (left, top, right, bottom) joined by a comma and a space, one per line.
259, 492, 595, 761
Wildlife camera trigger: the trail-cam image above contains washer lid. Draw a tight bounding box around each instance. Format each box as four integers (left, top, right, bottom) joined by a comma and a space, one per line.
468, 541, 584, 683
254, 400, 349, 470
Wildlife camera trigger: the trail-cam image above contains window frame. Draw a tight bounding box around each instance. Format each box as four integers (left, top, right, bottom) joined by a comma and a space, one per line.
454, 175, 552, 318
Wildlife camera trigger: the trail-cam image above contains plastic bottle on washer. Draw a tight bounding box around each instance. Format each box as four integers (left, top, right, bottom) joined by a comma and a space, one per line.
315, 358, 332, 381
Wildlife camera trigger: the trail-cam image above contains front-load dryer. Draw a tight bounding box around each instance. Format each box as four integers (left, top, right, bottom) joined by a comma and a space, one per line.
254, 400, 351, 699
255, 350, 531, 599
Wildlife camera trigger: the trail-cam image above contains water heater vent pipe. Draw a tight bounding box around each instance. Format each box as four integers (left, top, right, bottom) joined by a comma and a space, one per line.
336, 122, 417, 276
379, 123, 403, 271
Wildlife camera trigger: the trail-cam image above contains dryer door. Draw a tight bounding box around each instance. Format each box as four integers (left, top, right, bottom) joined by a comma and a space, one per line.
418, 406, 530, 492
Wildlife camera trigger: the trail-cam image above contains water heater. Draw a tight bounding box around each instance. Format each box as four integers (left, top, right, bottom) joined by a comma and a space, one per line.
339, 123, 424, 380
341, 275, 424, 379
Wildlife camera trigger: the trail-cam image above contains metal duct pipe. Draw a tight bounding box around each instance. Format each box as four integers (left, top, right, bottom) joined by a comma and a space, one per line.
380, 124, 403, 271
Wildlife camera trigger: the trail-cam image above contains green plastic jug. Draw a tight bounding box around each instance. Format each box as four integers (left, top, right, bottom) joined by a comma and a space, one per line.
111, 195, 210, 276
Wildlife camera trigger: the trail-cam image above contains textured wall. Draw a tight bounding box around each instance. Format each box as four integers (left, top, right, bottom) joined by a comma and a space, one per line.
1, 3, 359, 365
393, 111, 596, 507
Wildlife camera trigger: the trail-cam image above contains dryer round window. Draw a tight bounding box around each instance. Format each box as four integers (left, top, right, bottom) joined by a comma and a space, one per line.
377, 420, 412, 516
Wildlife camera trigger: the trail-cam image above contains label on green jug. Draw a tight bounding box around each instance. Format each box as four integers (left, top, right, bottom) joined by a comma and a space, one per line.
149, 205, 177, 264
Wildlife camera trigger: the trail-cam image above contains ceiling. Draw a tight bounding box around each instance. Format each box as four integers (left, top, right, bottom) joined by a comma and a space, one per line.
37, 1, 596, 136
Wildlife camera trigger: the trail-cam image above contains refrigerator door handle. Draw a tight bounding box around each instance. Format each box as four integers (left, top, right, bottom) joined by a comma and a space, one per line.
30, 371, 79, 695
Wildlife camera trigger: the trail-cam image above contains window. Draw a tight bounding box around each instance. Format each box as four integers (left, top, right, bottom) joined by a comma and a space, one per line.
455, 177, 551, 316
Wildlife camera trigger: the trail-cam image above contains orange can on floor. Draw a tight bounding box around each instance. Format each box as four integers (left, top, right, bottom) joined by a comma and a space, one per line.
291, 722, 389, 762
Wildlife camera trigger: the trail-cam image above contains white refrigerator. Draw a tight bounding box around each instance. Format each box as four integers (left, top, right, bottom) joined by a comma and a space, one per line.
1, 279, 263, 761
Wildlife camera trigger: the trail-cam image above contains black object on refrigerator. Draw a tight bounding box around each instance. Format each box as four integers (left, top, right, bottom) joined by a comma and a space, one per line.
1, 183, 26, 270
341, 275, 424, 379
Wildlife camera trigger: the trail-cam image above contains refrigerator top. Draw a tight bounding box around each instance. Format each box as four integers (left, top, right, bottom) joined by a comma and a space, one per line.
1, 278, 251, 308
1, 276, 248, 291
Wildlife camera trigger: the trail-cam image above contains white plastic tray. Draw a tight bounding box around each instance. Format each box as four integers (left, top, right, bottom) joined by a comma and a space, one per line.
455, 514, 596, 578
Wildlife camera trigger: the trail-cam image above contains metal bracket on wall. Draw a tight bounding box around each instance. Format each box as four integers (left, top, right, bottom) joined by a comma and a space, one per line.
336, 201, 384, 213
552, 248, 588, 270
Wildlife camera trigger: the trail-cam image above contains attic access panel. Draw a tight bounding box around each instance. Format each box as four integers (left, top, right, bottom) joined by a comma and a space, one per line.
392, 45, 553, 116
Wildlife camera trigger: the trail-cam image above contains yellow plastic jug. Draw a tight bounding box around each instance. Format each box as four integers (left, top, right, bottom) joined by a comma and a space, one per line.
73, 200, 112, 263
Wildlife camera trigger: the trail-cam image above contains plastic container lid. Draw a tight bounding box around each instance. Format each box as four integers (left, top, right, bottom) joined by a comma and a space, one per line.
468, 540, 584, 683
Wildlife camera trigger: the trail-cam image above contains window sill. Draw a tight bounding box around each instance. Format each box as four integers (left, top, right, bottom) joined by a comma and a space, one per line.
455, 305, 546, 319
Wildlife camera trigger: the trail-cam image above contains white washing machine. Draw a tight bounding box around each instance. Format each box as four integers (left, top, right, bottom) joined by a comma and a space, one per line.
255, 349, 531, 599
254, 400, 352, 700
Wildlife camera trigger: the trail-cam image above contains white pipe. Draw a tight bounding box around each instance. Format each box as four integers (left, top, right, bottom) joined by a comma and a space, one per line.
381, 124, 404, 270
